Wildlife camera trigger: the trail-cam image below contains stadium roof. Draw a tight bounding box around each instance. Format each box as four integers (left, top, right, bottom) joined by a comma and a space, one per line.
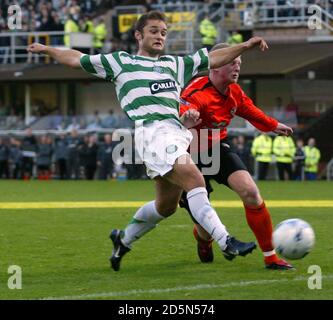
1, 42, 333, 82
240, 42, 333, 78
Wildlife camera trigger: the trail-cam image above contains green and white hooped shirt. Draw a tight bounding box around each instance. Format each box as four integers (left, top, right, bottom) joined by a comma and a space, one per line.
80, 49, 209, 125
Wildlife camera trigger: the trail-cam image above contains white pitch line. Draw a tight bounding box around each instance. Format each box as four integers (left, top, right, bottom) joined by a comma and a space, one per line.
41, 274, 333, 300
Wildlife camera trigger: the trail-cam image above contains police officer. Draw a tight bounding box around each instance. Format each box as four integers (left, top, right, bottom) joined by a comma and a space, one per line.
97, 133, 116, 180
199, 14, 217, 51
251, 133, 273, 180
273, 135, 296, 181
304, 137, 321, 181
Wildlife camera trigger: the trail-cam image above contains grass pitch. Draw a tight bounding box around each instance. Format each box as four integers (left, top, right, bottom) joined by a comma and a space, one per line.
0, 180, 332, 300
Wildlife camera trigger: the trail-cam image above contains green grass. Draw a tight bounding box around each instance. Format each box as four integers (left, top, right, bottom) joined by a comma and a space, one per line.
0, 180, 332, 300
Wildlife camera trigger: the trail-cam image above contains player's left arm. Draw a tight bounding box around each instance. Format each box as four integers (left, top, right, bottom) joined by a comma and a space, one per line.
236, 89, 293, 136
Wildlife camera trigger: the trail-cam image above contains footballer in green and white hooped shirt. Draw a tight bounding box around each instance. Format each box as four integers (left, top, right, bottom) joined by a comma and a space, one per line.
27, 10, 269, 271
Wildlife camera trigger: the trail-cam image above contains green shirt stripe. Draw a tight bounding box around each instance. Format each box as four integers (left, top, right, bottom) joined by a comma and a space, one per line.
183, 55, 194, 86
80, 55, 97, 74
131, 113, 180, 123
198, 49, 209, 73
118, 79, 151, 102
101, 54, 114, 81
123, 96, 179, 113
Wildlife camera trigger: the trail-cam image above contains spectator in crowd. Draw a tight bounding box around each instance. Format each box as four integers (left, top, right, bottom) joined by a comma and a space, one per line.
9, 137, 23, 180
227, 30, 244, 45
125, 136, 146, 180
251, 133, 273, 180
285, 96, 299, 114
54, 133, 69, 180
231, 135, 251, 171
66, 129, 81, 179
22, 128, 38, 180
81, 134, 99, 180
50, 12, 64, 45
66, 114, 81, 131
272, 96, 284, 120
97, 133, 117, 180
93, 17, 107, 53
273, 135, 296, 181
304, 137, 321, 180
284, 96, 299, 126
199, 14, 218, 51
102, 109, 118, 128
0, 137, 10, 179
87, 110, 102, 131
293, 138, 305, 181
36, 135, 53, 180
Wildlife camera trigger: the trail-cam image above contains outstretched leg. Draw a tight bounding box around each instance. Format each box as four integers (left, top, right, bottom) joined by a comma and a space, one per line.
110, 176, 183, 271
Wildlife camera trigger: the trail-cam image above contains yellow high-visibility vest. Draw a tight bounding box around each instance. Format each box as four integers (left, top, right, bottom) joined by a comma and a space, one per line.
94, 23, 107, 49
199, 19, 217, 46
251, 134, 272, 163
304, 146, 321, 173
273, 136, 296, 163
64, 19, 79, 47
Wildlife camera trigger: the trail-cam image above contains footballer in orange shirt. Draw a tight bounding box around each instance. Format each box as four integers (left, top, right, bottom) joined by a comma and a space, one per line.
180, 43, 294, 270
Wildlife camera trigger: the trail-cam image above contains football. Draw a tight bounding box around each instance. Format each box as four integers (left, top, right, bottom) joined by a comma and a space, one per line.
273, 218, 315, 260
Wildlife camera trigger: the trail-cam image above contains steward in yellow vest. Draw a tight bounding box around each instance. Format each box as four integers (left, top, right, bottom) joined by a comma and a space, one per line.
304, 138, 321, 180
273, 136, 296, 180
199, 16, 218, 51
227, 30, 243, 45
94, 18, 107, 53
64, 16, 79, 47
251, 134, 272, 180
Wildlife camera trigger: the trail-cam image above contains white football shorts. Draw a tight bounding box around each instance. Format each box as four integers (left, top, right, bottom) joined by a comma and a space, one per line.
135, 119, 193, 179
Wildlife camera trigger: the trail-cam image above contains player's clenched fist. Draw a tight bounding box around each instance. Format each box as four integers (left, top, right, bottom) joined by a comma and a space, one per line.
26, 43, 46, 54
245, 37, 269, 51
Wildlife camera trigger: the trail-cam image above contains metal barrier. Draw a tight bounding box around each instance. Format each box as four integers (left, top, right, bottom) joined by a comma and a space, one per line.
0, 31, 93, 64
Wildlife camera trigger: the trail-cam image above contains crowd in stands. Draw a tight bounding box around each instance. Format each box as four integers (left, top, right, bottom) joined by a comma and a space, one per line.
0, 128, 322, 181
0, 127, 146, 181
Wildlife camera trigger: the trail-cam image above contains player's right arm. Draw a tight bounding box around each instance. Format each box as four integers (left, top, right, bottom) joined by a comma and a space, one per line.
209, 37, 268, 69
27, 43, 82, 68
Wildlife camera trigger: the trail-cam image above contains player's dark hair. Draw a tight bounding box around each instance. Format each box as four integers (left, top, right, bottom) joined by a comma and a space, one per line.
135, 11, 167, 33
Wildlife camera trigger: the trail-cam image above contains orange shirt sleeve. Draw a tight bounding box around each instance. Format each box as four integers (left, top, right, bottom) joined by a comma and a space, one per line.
235, 87, 278, 132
